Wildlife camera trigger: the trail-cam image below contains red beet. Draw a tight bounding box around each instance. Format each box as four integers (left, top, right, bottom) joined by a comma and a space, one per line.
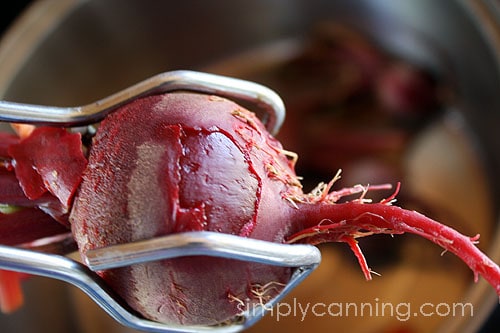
70, 92, 500, 326
375, 62, 438, 116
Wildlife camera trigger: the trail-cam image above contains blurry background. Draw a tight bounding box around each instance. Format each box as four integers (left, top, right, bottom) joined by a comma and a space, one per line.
0, 2, 31, 32
1, 1, 500, 332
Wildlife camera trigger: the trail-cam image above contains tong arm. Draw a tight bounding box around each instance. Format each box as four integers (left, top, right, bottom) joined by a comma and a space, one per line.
0, 70, 285, 135
85, 231, 320, 270
0, 232, 320, 333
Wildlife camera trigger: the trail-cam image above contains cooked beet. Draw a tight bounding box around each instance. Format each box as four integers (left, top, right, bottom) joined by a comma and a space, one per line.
69, 92, 500, 326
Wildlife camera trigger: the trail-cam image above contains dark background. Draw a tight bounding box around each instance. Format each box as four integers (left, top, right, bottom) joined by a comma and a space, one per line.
0, 1, 499, 332
0, 1, 32, 35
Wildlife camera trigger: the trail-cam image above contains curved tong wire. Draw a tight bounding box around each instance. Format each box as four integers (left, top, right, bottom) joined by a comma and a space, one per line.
0, 70, 285, 135
0, 232, 321, 333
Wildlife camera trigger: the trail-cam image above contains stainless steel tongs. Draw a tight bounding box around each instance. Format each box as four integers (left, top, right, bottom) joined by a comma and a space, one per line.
0, 233, 321, 333
0, 70, 321, 333
0, 70, 284, 135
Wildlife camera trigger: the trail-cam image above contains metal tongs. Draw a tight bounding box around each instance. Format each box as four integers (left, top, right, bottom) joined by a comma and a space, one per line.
0, 70, 284, 135
0, 70, 321, 333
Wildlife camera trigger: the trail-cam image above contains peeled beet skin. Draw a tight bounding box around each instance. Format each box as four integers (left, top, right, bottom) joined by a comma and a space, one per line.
70, 92, 500, 326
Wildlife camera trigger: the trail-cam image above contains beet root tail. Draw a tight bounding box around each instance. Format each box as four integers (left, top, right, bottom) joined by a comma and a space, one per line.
288, 201, 500, 296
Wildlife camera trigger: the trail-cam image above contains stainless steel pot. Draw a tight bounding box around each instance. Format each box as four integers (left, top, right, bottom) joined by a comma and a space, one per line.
0, 1, 499, 332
